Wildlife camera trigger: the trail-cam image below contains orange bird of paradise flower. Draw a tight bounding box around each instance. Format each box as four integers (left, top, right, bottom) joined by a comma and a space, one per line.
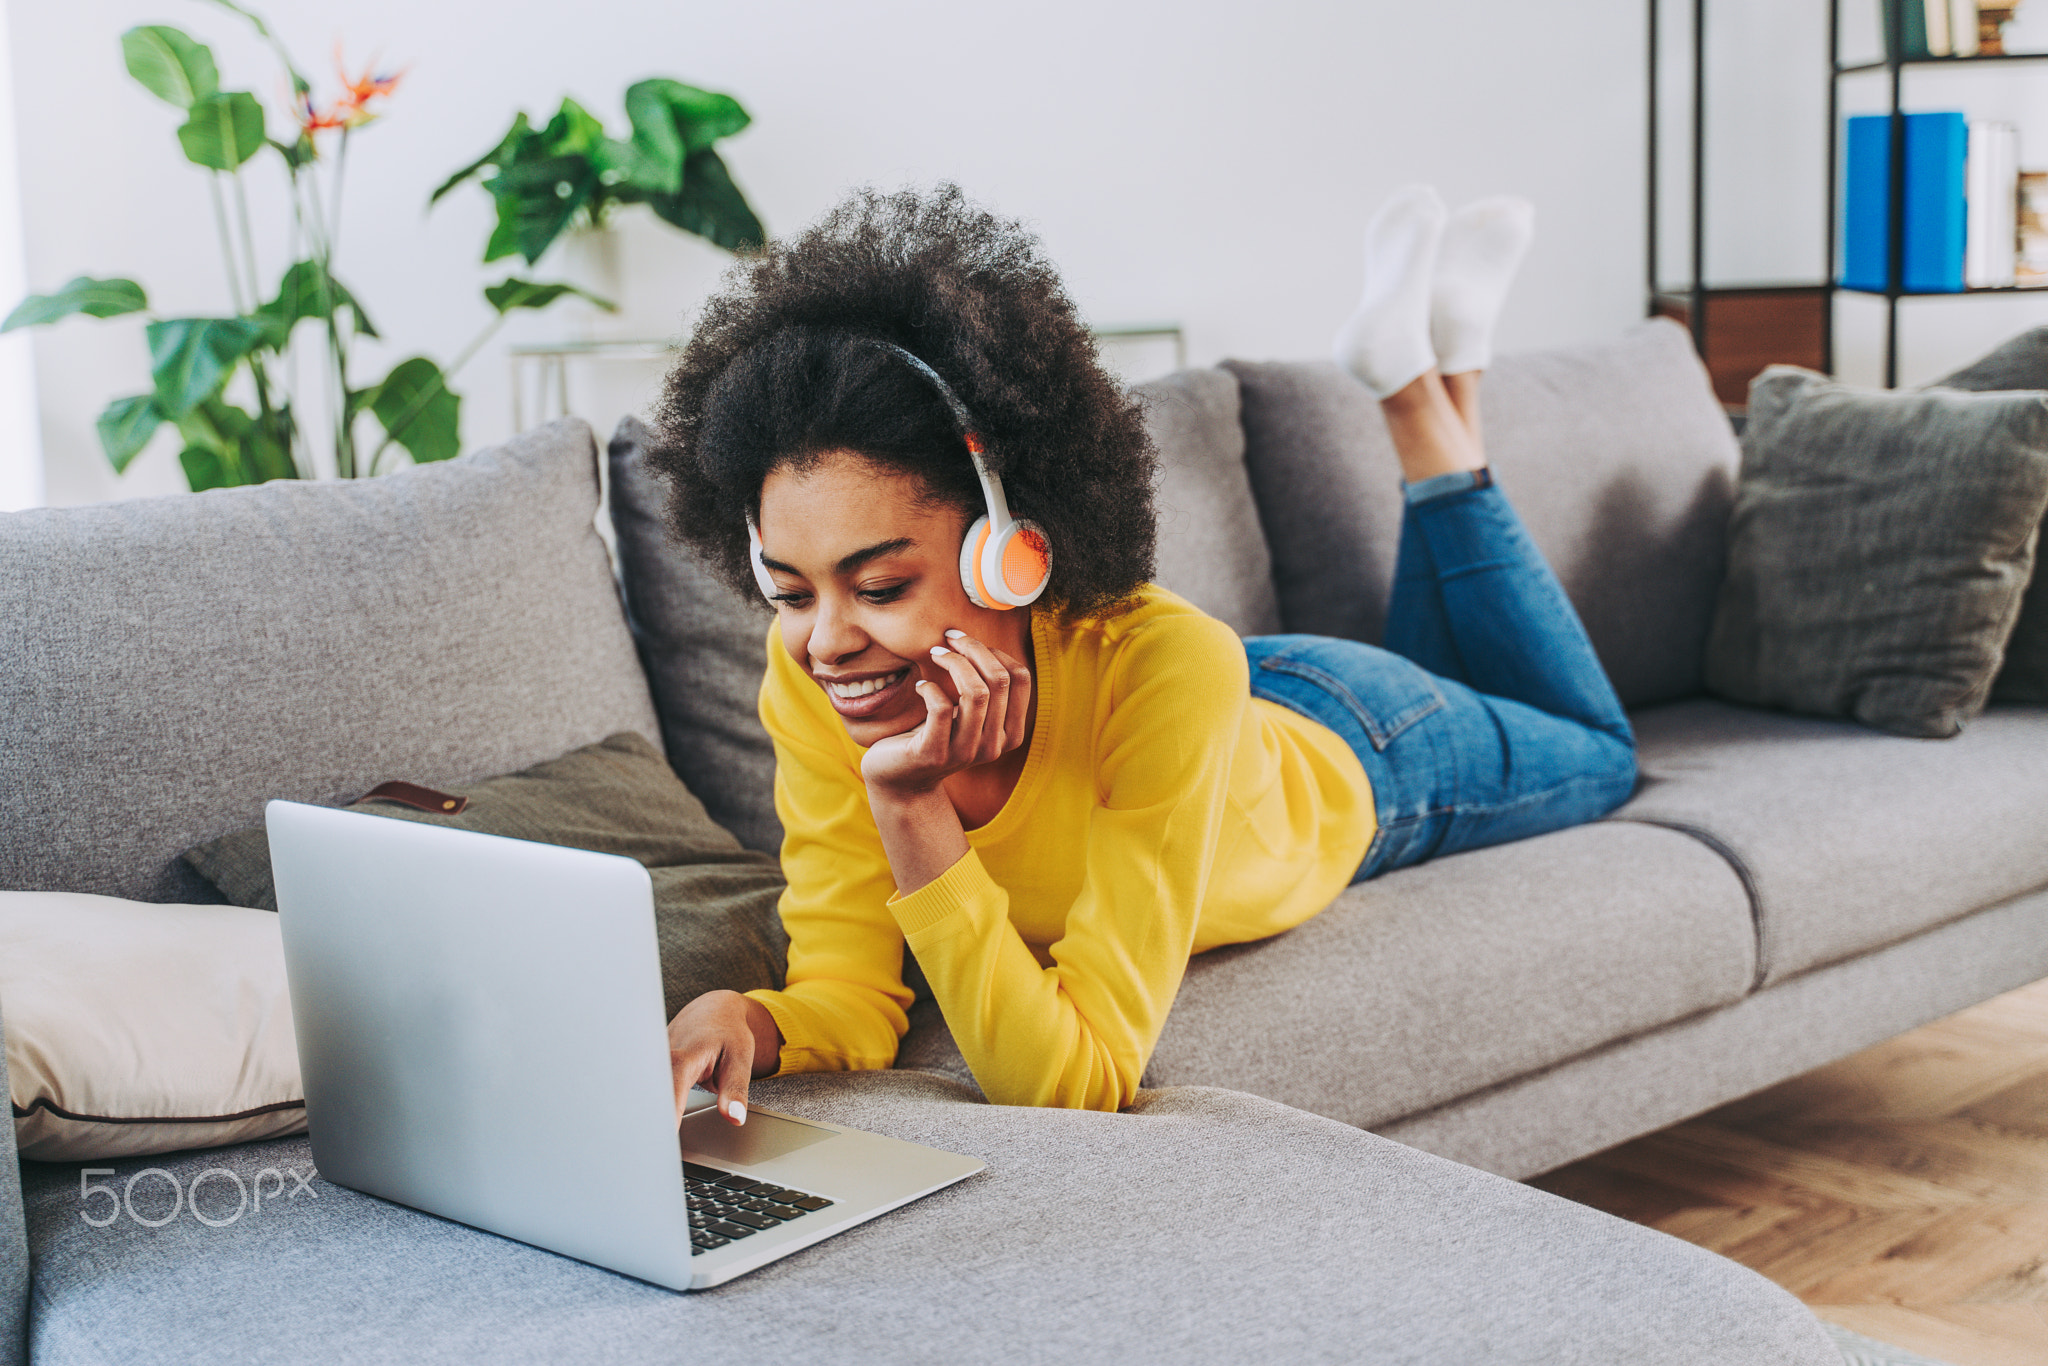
294, 43, 406, 137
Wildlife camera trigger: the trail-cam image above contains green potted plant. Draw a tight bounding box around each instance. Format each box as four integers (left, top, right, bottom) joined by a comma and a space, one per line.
431, 79, 766, 266
4, 2, 763, 491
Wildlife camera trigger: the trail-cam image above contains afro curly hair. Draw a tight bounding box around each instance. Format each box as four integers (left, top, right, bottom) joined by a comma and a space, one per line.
643, 183, 1158, 621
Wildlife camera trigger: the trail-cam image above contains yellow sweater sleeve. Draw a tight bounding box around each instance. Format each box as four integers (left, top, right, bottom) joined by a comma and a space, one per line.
743, 646, 915, 1076
886, 615, 1246, 1110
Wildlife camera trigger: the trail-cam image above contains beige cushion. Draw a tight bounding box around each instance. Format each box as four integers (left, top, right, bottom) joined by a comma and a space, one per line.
3, 892, 304, 1161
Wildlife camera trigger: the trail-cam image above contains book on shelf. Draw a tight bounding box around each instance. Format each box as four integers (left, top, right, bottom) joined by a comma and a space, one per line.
2018, 171, 2048, 282
1881, 1, 2015, 57
1842, 111, 1969, 292
1967, 120, 2019, 286
1955, 0, 1984, 54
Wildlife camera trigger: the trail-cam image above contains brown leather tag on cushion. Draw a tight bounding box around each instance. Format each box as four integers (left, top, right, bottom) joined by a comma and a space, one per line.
360, 780, 469, 815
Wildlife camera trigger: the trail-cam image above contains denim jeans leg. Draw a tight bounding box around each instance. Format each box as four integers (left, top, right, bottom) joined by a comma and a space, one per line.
1245, 634, 1638, 882
1398, 473, 1633, 747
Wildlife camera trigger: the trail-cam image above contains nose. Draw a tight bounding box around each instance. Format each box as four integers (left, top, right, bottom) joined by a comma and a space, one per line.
808, 593, 868, 666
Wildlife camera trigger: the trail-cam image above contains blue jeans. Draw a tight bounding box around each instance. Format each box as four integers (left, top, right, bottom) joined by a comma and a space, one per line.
1246, 469, 1637, 883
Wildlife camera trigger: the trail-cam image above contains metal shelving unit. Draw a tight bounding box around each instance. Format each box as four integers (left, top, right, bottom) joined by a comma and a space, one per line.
1834, 24, 2048, 386
1651, 0, 2048, 392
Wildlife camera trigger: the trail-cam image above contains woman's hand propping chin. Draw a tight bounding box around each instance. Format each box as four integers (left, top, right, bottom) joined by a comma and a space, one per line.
858, 629, 1033, 797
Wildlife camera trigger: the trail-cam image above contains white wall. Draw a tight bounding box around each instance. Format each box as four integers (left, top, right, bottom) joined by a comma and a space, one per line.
0, 0, 38, 511
12, 0, 1660, 506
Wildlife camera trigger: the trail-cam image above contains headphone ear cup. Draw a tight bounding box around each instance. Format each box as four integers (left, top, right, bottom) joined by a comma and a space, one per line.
959, 515, 996, 610
985, 519, 1051, 607
748, 523, 777, 601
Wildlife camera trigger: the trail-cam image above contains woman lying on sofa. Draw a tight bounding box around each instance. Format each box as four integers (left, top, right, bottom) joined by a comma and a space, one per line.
647, 183, 1637, 1121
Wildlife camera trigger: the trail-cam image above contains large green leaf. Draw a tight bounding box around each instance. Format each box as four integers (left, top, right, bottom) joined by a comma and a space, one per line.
177, 91, 266, 171
121, 27, 219, 109
171, 396, 295, 488
178, 445, 235, 491
647, 149, 765, 252
535, 98, 609, 159
618, 84, 686, 190
2, 277, 147, 332
147, 317, 265, 416
484, 156, 600, 264
369, 357, 461, 464
483, 277, 616, 314
255, 260, 378, 346
96, 394, 164, 473
429, 112, 532, 207
633, 80, 749, 157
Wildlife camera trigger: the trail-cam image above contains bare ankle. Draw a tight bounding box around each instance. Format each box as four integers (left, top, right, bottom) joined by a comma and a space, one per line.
1380, 371, 1487, 482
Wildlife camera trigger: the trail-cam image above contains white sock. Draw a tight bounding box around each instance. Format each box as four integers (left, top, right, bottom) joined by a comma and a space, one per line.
1333, 185, 1446, 399
1430, 196, 1534, 376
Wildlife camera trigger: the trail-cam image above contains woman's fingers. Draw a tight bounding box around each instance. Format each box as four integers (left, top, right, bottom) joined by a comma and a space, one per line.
711, 1030, 754, 1127
942, 631, 1030, 759
910, 678, 955, 765
671, 1043, 717, 1125
928, 644, 991, 758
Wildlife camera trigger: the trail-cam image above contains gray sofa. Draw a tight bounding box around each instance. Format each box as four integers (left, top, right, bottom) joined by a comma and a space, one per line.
8, 314, 2018, 1361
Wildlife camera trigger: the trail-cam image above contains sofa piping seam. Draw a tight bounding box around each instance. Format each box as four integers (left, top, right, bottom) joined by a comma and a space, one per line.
9, 1097, 306, 1126
1610, 815, 1769, 991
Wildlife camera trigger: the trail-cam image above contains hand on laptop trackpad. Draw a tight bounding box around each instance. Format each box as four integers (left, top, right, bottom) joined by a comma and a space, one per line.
680, 1104, 836, 1168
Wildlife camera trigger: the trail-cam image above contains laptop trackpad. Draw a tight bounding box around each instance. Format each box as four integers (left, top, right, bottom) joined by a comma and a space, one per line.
680, 1107, 835, 1168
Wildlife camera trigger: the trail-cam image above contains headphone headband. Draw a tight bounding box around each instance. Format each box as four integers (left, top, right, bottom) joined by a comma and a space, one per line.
745, 338, 1051, 611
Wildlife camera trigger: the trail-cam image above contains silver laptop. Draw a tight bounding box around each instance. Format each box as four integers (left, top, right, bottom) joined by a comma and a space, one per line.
266, 799, 984, 1291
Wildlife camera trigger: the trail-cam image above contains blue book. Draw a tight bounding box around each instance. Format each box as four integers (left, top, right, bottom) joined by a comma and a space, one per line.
1842, 111, 1967, 293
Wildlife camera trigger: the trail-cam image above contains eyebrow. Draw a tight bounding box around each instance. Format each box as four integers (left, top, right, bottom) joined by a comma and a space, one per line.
758, 536, 918, 579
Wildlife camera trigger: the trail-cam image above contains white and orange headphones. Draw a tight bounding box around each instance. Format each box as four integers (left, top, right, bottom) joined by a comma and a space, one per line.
747, 340, 1051, 611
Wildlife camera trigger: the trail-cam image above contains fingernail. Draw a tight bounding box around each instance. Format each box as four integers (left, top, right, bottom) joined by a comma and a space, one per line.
931, 646, 951, 656
944, 629, 965, 639
727, 1100, 746, 1124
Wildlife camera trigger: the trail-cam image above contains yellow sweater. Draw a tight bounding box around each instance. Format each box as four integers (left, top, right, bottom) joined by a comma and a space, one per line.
745, 585, 1376, 1110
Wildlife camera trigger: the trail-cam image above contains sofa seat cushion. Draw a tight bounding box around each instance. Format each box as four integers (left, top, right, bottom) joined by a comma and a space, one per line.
1142, 821, 1757, 1130
1618, 697, 2048, 985
0, 418, 660, 903
1227, 318, 1740, 708
20, 1072, 1836, 1365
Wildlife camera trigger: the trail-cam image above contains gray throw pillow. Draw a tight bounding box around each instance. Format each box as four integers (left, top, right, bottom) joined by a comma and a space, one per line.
1705, 366, 2048, 737
608, 416, 785, 856
181, 732, 787, 1019
1929, 325, 2048, 701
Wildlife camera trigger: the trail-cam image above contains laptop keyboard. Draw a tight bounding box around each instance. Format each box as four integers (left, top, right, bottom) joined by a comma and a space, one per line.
684, 1160, 835, 1254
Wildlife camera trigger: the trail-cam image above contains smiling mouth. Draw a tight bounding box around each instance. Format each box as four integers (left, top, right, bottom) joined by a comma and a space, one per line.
824, 667, 910, 700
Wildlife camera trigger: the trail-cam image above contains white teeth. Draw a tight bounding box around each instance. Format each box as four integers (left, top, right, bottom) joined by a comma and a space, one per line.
827, 669, 908, 700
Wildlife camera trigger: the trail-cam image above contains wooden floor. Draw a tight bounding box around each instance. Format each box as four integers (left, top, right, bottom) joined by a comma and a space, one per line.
1533, 978, 2048, 1366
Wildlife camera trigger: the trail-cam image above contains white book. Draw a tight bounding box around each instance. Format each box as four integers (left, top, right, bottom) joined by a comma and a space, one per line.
1952, 0, 1981, 56
1928, 0, 1953, 55
1966, 121, 2019, 287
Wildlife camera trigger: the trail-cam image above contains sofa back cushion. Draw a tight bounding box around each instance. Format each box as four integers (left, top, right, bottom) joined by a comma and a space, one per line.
1226, 318, 1740, 707
606, 369, 1288, 857
1138, 367, 1282, 637
0, 418, 661, 902
609, 416, 784, 854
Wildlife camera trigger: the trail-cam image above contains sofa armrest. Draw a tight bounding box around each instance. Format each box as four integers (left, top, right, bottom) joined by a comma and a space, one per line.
0, 996, 27, 1366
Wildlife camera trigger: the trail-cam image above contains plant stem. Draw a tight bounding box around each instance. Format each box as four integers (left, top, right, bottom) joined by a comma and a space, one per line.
206, 175, 248, 315
330, 129, 351, 262
303, 169, 353, 477
231, 170, 264, 313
